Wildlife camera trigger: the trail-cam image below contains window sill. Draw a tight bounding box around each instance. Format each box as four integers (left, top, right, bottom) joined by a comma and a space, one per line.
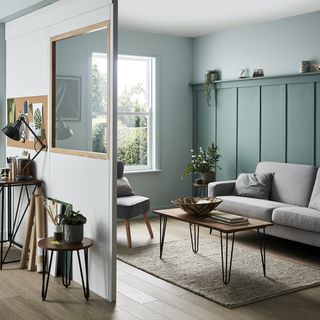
124, 169, 162, 175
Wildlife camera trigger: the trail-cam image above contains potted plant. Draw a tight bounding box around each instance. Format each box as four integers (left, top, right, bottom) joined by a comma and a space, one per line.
204, 70, 219, 107
59, 210, 87, 243
183, 142, 221, 183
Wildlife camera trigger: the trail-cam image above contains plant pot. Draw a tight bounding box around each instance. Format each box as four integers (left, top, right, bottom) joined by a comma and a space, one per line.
63, 224, 84, 243
200, 172, 215, 184
35, 128, 42, 137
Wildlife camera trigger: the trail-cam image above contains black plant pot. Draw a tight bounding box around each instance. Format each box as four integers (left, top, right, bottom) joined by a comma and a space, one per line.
64, 224, 84, 243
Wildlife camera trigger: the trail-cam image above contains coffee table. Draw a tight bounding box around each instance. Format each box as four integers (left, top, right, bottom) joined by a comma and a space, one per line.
154, 208, 273, 284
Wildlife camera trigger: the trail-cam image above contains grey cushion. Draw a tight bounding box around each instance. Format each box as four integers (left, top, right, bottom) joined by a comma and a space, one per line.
117, 161, 124, 179
309, 168, 320, 210
217, 195, 290, 221
255, 162, 317, 207
117, 196, 150, 219
233, 173, 273, 199
117, 177, 134, 197
272, 206, 320, 233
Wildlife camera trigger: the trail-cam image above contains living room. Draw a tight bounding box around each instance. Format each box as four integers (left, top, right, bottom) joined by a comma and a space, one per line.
0, 0, 320, 319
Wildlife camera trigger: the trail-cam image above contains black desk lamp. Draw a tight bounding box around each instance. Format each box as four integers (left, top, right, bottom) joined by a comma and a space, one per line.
2, 114, 46, 181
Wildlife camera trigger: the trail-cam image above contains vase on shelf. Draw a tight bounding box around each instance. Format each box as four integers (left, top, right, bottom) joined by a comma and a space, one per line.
199, 172, 215, 184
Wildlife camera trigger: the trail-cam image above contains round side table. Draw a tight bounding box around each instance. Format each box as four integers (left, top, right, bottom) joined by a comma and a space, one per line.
38, 237, 94, 301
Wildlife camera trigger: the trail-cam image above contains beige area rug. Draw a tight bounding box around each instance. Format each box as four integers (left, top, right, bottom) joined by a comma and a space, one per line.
117, 239, 320, 308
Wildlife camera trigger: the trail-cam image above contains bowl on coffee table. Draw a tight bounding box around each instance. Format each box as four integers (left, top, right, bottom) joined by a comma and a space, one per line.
171, 197, 223, 216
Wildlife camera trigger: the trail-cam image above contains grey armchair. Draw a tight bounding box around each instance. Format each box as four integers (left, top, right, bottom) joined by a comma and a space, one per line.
117, 161, 153, 247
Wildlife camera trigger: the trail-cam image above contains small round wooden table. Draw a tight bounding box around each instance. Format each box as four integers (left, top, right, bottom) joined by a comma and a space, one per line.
38, 237, 94, 301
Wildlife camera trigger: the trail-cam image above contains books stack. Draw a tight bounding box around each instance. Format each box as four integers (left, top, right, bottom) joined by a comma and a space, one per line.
208, 210, 249, 225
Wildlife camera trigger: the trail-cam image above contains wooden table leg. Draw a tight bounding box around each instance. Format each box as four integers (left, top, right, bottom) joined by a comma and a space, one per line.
124, 219, 132, 248
143, 213, 154, 238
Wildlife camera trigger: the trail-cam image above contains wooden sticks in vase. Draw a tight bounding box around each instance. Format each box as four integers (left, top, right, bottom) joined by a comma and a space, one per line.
20, 187, 46, 272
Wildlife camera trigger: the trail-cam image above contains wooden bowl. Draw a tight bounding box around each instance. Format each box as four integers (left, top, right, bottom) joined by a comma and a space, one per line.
171, 197, 223, 216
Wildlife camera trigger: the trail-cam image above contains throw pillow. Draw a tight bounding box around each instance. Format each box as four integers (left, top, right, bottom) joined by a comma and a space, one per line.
233, 172, 274, 199
309, 194, 320, 211
117, 177, 135, 197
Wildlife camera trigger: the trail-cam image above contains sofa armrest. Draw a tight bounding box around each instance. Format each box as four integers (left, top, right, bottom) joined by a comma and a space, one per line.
208, 180, 236, 197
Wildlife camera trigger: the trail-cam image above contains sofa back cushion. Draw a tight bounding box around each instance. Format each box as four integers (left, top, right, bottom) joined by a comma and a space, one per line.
255, 162, 317, 207
309, 168, 320, 210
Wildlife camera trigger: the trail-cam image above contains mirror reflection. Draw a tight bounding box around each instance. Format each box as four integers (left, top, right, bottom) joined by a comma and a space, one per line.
52, 24, 109, 156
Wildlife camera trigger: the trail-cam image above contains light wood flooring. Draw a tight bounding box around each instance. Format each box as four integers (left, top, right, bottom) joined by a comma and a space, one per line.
0, 217, 319, 319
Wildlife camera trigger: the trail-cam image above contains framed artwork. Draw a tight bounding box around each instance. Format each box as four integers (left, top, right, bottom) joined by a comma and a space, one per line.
7, 99, 16, 125
56, 76, 81, 121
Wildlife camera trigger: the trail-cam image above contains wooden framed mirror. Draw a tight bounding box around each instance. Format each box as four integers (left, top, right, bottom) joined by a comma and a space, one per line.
51, 21, 110, 159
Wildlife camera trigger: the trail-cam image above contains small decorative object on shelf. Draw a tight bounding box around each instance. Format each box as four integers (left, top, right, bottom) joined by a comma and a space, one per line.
59, 210, 87, 243
300, 61, 310, 73
252, 69, 264, 77
239, 68, 249, 78
204, 70, 219, 107
311, 63, 320, 72
183, 142, 221, 184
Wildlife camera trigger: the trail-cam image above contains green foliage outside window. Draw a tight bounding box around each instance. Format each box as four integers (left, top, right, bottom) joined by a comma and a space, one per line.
91, 61, 149, 165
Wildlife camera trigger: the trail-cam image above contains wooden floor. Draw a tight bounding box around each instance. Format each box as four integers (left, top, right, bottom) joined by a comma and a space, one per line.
0, 217, 319, 319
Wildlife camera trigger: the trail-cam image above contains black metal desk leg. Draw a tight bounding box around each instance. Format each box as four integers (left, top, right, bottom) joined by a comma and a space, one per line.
257, 227, 266, 277
1, 187, 4, 270
159, 215, 167, 259
189, 223, 200, 253
77, 249, 90, 300
62, 251, 73, 288
42, 249, 53, 301
220, 232, 235, 285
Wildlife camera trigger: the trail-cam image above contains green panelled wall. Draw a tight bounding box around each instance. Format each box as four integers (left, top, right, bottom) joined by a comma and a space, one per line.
192, 73, 320, 181
261, 85, 286, 162
216, 88, 237, 180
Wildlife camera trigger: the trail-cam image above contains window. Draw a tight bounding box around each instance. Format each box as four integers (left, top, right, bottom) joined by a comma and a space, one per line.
118, 55, 156, 171
91, 52, 108, 154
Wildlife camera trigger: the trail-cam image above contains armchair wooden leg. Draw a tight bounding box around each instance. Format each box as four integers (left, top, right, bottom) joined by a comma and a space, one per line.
143, 213, 154, 238
124, 219, 132, 248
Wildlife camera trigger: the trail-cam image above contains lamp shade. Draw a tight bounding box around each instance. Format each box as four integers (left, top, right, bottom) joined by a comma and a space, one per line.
1, 119, 23, 141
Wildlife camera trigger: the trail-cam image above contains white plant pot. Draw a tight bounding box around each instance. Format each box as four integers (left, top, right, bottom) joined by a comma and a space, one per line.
35, 128, 42, 137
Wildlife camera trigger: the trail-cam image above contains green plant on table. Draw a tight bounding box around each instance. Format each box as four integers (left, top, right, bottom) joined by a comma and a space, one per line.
183, 142, 221, 176
59, 210, 87, 225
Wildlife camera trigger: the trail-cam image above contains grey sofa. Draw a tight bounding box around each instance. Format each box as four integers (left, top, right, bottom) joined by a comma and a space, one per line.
208, 162, 320, 247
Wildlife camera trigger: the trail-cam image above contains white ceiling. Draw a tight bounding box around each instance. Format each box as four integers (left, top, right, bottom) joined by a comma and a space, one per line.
1, 0, 320, 37
119, 0, 320, 37
0, 0, 58, 23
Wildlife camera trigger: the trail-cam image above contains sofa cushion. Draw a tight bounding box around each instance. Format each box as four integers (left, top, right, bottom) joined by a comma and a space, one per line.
272, 206, 320, 233
255, 162, 317, 207
217, 195, 289, 221
233, 173, 273, 199
117, 177, 134, 197
309, 168, 320, 210
117, 196, 150, 219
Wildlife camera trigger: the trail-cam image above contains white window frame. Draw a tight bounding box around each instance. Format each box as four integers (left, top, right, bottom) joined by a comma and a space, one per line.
118, 54, 158, 172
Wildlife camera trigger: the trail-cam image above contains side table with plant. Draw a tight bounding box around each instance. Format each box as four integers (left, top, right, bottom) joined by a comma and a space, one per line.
183, 142, 221, 183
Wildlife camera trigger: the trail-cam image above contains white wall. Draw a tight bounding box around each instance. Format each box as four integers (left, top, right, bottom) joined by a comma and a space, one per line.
0, 24, 5, 167
6, 0, 116, 301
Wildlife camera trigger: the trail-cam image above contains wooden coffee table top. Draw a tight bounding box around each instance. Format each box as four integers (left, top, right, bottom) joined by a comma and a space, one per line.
154, 208, 273, 233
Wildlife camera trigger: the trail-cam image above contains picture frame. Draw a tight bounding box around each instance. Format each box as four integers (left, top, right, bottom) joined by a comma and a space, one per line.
7, 99, 16, 125
56, 76, 81, 121
252, 69, 264, 78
